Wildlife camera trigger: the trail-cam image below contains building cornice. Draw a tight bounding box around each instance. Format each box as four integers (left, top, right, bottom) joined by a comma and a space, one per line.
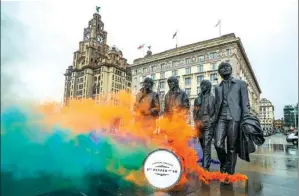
65, 63, 131, 75
236, 38, 262, 94
132, 33, 237, 66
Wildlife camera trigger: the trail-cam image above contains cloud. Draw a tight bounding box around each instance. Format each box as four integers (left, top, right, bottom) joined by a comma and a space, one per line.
1, 0, 297, 117
1, 4, 30, 106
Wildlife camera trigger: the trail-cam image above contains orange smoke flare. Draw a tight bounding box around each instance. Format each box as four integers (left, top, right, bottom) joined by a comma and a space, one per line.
37, 91, 247, 187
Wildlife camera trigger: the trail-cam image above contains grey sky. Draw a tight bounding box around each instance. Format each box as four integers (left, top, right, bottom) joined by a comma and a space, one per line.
1, 0, 298, 118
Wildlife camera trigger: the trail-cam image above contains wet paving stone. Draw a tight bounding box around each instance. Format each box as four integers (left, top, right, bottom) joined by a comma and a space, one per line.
7, 135, 299, 196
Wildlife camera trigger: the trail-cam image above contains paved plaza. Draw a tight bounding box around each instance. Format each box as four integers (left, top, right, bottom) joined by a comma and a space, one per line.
174, 134, 299, 196
76, 134, 298, 196
5, 134, 298, 196
122, 134, 298, 196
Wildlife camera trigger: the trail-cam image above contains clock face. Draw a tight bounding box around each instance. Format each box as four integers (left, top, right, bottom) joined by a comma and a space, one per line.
97, 35, 104, 43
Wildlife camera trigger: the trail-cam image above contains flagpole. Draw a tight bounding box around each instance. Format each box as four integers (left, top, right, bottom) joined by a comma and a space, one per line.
176, 30, 178, 48
219, 20, 222, 37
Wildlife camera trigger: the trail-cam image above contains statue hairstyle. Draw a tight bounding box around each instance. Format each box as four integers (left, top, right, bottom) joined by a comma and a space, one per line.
167, 76, 179, 84
218, 61, 232, 74
143, 77, 154, 86
200, 80, 212, 93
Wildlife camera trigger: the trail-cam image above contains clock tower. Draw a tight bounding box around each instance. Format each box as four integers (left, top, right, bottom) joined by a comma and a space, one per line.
63, 12, 132, 106
74, 13, 109, 70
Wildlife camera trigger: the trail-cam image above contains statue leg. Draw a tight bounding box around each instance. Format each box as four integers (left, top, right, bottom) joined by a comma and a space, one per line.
214, 118, 228, 173
199, 137, 204, 163
202, 117, 213, 170
226, 120, 239, 175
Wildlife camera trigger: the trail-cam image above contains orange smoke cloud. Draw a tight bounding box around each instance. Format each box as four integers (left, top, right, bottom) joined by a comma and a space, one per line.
37, 91, 247, 188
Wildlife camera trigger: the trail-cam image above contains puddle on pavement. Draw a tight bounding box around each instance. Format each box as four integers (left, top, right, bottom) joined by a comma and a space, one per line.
256, 143, 297, 153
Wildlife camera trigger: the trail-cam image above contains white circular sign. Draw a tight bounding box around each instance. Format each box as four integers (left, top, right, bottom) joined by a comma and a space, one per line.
143, 149, 183, 190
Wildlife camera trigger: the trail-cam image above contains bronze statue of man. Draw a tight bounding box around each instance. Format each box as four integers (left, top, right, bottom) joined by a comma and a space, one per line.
164, 76, 190, 117
214, 62, 250, 177
133, 77, 160, 133
193, 80, 215, 171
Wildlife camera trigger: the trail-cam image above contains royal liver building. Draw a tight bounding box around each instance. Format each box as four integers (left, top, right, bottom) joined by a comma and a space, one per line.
63, 12, 132, 106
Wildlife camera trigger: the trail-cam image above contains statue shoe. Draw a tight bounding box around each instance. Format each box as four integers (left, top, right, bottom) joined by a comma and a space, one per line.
220, 165, 227, 173
221, 178, 232, 185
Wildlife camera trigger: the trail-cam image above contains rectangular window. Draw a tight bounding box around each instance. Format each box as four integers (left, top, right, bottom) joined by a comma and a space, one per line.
143, 68, 146, 73
197, 75, 204, 84
226, 48, 231, 56
198, 55, 205, 62
185, 67, 191, 74
197, 65, 204, 72
210, 63, 216, 70
210, 73, 218, 81
172, 70, 178, 76
153, 83, 156, 90
186, 58, 191, 64
160, 72, 165, 79
151, 74, 156, 80
161, 63, 165, 69
78, 84, 83, 89
159, 81, 165, 89
209, 52, 218, 59
197, 86, 201, 94
76, 90, 83, 96
185, 88, 191, 96
185, 77, 191, 86
212, 85, 216, 94
152, 65, 157, 71
159, 91, 165, 99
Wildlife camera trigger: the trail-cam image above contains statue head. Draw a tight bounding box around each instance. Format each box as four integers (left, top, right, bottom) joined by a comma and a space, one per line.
200, 80, 212, 94
218, 62, 232, 79
167, 76, 179, 91
142, 77, 154, 92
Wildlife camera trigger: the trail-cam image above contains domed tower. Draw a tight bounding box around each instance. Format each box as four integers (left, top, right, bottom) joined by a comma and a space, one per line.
107, 45, 129, 68
63, 11, 132, 106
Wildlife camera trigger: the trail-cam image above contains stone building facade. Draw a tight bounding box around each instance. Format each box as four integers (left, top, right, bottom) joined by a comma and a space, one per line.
284, 104, 298, 130
274, 118, 284, 129
259, 98, 275, 132
131, 33, 261, 124
63, 13, 132, 105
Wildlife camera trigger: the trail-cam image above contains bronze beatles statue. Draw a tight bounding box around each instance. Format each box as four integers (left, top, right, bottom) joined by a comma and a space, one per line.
133, 77, 160, 133
213, 62, 250, 180
132, 62, 262, 186
164, 76, 190, 117
193, 80, 215, 171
